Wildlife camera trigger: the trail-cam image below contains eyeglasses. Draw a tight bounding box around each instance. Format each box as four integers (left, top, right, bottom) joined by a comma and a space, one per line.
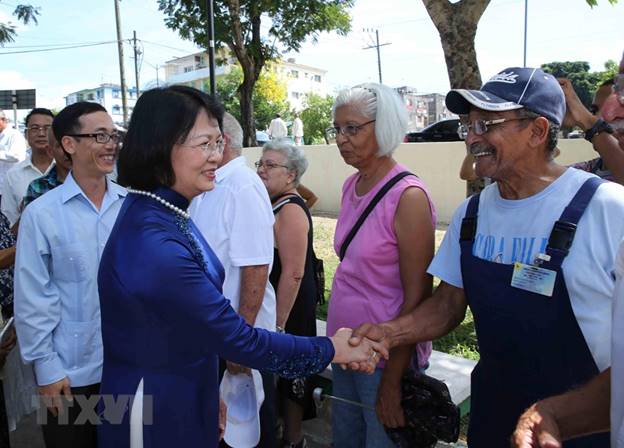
255, 160, 289, 170
458, 117, 529, 140
27, 125, 52, 135
182, 139, 225, 156
325, 119, 376, 141
66, 132, 123, 144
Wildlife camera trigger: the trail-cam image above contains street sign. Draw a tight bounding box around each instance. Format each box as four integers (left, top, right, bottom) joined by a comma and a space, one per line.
0, 89, 36, 110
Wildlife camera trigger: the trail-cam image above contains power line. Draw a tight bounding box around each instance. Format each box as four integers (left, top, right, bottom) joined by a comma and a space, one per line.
0, 40, 117, 55
0, 40, 112, 49
141, 39, 199, 55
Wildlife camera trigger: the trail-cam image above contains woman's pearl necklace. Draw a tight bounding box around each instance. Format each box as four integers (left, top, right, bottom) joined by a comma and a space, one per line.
127, 188, 190, 219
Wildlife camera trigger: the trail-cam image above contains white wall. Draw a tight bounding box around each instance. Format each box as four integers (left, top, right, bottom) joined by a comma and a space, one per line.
243, 139, 598, 224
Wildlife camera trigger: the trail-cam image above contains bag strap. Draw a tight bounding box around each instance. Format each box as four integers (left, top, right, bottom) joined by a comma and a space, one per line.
339, 171, 415, 261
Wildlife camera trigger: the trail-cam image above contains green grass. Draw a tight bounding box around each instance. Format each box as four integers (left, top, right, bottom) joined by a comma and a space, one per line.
312, 216, 479, 361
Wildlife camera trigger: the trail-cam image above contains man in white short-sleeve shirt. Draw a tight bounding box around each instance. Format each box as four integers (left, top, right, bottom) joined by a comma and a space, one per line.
189, 112, 276, 448
0, 110, 27, 202
351, 67, 624, 447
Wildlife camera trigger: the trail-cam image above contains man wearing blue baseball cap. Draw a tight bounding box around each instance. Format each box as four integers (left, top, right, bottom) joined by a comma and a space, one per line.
349, 67, 624, 446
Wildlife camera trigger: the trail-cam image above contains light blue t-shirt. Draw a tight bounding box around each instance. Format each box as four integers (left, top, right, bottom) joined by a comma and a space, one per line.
428, 167, 624, 371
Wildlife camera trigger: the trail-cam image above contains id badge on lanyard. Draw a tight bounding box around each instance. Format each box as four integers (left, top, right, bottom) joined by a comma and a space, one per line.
510, 253, 557, 297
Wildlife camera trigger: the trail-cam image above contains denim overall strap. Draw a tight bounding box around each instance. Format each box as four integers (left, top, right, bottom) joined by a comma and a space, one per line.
544, 177, 605, 270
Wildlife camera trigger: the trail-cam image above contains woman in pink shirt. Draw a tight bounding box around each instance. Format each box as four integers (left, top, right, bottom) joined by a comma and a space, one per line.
326, 83, 436, 448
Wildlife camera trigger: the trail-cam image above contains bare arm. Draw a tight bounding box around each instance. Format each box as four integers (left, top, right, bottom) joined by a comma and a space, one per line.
459, 153, 479, 181
559, 77, 624, 185
512, 368, 610, 447
351, 280, 467, 353
0, 246, 15, 269
383, 281, 466, 348
274, 203, 309, 329
377, 187, 435, 427
296, 184, 319, 209
238, 264, 269, 326
227, 264, 270, 374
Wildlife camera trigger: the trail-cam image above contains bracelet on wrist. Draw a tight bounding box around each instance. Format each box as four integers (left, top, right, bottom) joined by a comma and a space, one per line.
584, 118, 614, 142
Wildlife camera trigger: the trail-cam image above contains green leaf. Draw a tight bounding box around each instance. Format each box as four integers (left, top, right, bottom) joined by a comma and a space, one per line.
13, 5, 41, 25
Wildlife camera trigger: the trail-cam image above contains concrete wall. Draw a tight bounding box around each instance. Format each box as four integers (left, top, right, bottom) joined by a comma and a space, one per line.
243, 139, 598, 224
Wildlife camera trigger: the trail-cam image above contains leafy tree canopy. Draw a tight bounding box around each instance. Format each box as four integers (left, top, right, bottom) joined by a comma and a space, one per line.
0, 2, 40, 45
300, 93, 335, 145
541, 60, 614, 110
158, 0, 353, 146
214, 64, 289, 131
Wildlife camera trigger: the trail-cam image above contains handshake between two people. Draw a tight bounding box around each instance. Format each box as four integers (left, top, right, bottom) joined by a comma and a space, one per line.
330, 323, 390, 373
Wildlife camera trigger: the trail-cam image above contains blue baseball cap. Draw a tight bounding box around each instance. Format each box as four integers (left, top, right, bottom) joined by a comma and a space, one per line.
445, 67, 566, 126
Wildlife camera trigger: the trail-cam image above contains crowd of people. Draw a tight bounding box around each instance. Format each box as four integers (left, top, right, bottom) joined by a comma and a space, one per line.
0, 49, 622, 448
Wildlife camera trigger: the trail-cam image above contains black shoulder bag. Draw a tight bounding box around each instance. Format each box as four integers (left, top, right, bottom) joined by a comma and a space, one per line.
339, 171, 414, 261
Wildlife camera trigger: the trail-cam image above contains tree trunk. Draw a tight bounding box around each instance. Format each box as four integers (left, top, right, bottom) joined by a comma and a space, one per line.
423, 0, 491, 196
238, 68, 257, 147
422, 0, 491, 89
224, 0, 264, 147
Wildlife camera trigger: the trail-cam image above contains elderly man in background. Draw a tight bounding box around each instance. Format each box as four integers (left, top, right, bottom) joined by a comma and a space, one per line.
350, 67, 624, 447
292, 113, 304, 145
1, 108, 55, 225
268, 113, 288, 140
560, 52, 624, 184
189, 112, 278, 447
0, 110, 27, 204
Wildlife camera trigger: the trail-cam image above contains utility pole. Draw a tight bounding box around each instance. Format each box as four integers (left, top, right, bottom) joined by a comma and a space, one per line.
206, 0, 216, 96
133, 30, 141, 97
523, 0, 528, 67
114, 0, 129, 126
363, 29, 391, 84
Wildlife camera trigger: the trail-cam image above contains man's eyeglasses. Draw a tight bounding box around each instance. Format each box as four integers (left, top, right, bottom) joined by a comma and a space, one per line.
27, 125, 52, 135
66, 132, 123, 144
325, 119, 376, 141
255, 160, 289, 170
458, 117, 529, 140
183, 139, 225, 156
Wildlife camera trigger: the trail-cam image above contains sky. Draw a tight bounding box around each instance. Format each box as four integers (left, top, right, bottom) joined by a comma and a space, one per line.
0, 0, 623, 119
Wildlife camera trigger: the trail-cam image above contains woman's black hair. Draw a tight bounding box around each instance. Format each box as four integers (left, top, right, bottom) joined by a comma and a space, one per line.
117, 85, 224, 190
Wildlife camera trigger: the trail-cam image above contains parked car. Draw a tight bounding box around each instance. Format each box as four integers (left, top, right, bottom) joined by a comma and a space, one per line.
405, 118, 462, 143
567, 129, 585, 139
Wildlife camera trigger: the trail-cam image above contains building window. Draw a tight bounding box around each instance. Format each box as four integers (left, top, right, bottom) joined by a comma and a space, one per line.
289, 69, 299, 78
112, 105, 121, 114
112, 89, 121, 99
77, 94, 84, 101
184, 66, 194, 73
313, 75, 322, 82
291, 92, 301, 99
87, 93, 95, 100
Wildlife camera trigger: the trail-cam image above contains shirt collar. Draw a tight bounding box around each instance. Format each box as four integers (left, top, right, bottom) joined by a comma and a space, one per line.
20, 153, 55, 175
215, 155, 247, 183
61, 172, 127, 205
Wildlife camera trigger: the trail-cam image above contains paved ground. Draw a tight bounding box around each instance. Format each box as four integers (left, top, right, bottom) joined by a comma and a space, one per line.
9, 411, 44, 448
10, 410, 467, 447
